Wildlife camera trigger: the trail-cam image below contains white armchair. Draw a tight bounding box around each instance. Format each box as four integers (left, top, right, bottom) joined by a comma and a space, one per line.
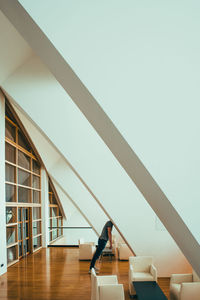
91, 268, 125, 300
78, 239, 96, 260
129, 256, 157, 296
170, 270, 200, 300
118, 243, 133, 260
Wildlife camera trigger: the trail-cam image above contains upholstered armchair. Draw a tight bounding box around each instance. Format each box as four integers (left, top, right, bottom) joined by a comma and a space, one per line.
129, 256, 157, 296
91, 268, 125, 300
118, 243, 133, 260
170, 270, 200, 300
78, 239, 96, 260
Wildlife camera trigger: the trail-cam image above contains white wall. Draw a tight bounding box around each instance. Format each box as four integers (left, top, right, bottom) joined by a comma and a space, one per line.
2, 54, 192, 276
16, 0, 200, 246
52, 179, 98, 245
0, 91, 7, 276
11, 100, 108, 237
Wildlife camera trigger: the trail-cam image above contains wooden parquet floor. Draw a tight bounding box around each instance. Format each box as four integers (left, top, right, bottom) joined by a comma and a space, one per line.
0, 247, 170, 300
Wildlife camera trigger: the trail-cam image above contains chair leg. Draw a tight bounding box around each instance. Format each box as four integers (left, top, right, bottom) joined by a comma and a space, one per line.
129, 293, 137, 299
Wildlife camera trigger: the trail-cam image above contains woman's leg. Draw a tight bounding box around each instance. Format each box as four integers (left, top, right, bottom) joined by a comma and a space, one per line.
90, 239, 107, 269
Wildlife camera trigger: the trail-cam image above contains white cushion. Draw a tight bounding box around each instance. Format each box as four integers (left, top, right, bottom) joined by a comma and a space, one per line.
132, 256, 153, 273
132, 272, 154, 281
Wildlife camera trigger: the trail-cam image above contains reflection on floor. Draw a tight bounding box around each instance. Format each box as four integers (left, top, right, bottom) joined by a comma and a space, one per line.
0, 247, 170, 300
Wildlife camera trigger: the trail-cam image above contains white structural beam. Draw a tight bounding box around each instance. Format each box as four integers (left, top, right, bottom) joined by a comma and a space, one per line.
0, 9, 32, 84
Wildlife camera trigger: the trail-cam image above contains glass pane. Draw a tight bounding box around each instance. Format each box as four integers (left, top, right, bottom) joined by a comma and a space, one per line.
58, 229, 62, 236
5, 164, 15, 182
52, 207, 57, 217
32, 175, 40, 189
5, 143, 16, 163
5, 104, 17, 123
7, 246, 17, 264
18, 187, 31, 203
33, 207, 41, 220
6, 207, 16, 224
5, 119, 16, 142
26, 240, 29, 253
52, 229, 58, 240
33, 236, 41, 250
49, 193, 52, 204
18, 208, 22, 221
32, 160, 40, 175
49, 232, 52, 242
58, 218, 62, 227
18, 169, 31, 187
33, 221, 41, 236
25, 223, 29, 238
6, 184, 15, 202
33, 190, 40, 204
52, 218, 57, 228
52, 194, 57, 205
19, 242, 22, 257
6, 226, 16, 245
48, 183, 52, 193
25, 209, 29, 221
18, 130, 31, 152
18, 223, 22, 240
18, 151, 30, 170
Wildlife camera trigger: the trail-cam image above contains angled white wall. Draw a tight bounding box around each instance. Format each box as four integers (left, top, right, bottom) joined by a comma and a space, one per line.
13, 0, 200, 246
2, 54, 192, 276
52, 179, 98, 245
10, 99, 108, 237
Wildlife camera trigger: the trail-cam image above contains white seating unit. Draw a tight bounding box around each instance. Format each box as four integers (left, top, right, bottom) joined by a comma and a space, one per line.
91, 268, 125, 300
170, 270, 200, 300
78, 238, 96, 260
129, 256, 157, 296
118, 243, 133, 260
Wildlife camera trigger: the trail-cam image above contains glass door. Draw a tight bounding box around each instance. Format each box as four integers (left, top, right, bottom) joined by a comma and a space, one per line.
18, 207, 30, 258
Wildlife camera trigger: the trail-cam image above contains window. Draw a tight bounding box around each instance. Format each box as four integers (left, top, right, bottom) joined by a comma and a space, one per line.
48, 181, 63, 243
5, 101, 42, 266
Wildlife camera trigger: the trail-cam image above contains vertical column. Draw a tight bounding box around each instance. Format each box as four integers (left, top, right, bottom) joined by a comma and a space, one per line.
41, 167, 49, 247
0, 91, 7, 275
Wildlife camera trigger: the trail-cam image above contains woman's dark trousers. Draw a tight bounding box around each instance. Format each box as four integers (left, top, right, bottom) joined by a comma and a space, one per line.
90, 238, 107, 269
